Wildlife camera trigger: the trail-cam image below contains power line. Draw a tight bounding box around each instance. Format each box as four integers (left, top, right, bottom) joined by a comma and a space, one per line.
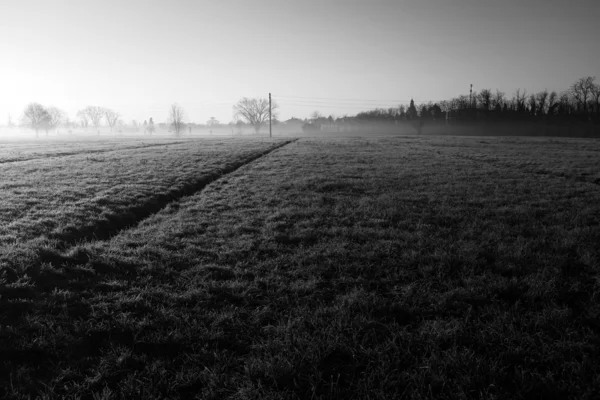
273, 94, 442, 104
276, 102, 396, 109
275, 100, 440, 109
275, 99, 402, 106
274, 94, 408, 102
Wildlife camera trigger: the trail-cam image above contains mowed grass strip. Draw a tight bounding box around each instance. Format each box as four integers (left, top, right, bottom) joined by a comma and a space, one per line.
0, 138, 292, 273
2, 137, 600, 399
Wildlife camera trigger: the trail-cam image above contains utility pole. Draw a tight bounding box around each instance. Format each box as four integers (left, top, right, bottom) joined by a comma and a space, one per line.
469, 84, 473, 108
269, 92, 272, 138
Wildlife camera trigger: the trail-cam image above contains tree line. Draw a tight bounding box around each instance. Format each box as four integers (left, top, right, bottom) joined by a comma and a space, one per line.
14, 76, 599, 138
20, 104, 123, 137
355, 76, 600, 126
13, 97, 278, 137
293, 76, 600, 135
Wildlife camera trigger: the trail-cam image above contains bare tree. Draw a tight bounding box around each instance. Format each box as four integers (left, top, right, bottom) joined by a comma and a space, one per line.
7, 114, 14, 128
591, 82, 600, 117
535, 90, 549, 116
558, 92, 573, 116
21, 103, 51, 137
81, 106, 104, 133
437, 101, 450, 121
514, 89, 527, 113
233, 97, 278, 134
492, 90, 505, 111
478, 89, 493, 111
571, 76, 596, 119
528, 94, 537, 116
77, 109, 89, 129
145, 118, 155, 135
167, 103, 186, 136
310, 111, 324, 122
547, 91, 559, 116
235, 119, 244, 135
103, 108, 120, 132
45, 107, 65, 135
131, 120, 140, 133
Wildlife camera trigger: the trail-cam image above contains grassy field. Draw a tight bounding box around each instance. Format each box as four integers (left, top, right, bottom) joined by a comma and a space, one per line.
0, 138, 291, 273
1, 135, 599, 399
0, 138, 189, 163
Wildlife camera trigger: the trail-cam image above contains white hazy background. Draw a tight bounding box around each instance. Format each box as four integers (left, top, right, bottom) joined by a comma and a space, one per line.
0, 0, 598, 125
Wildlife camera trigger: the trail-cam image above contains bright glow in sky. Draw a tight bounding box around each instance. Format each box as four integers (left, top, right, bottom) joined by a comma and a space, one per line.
0, 0, 598, 125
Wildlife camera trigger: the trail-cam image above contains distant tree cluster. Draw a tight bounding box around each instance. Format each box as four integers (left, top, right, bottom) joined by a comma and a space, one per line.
21, 103, 65, 137
17, 102, 170, 137
167, 103, 186, 136
76, 106, 121, 134
438, 76, 600, 125
233, 97, 278, 134
17, 76, 599, 138
274, 76, 600, 136
348, 76, 600, 127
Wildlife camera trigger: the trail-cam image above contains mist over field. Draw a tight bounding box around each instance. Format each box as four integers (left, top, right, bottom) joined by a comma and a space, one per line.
1, 0, 600, 399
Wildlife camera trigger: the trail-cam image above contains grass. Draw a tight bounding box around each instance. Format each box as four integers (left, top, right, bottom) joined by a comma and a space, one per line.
0, 137, 188, 163
0, 137, 291, 272
1, 135, 600, 399
422, 136, 600, 184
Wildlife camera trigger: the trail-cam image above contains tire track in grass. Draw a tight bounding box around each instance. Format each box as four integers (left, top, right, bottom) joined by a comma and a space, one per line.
0, 141, 188, 164
1, 140, 296, 360
44, 139, 297, 251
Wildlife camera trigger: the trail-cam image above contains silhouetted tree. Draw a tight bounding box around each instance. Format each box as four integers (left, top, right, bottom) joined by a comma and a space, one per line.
558, 93, 573, 117
419, 103, 430, 119
512, 89, 527, 116
478, 89, 493, 111
591, 82, 600, 117
438, 101, 450, 121
429, 103, 442, 120
168, 104, 186, 136
310, 111, 323, 122
77, 110, 89, 129
145, 118, 155, 135
21, 103, 50, 137
492, 90, 506, 112
528, 94, 537, 116
79, 106, 104, 134
45, 107, 65, 135
235, 120, 244, 134
535, 90, 549, 116
406, 99, 418, 120
398, 105, 406, 119
547, 91, 559, 116
571, 76, 596, 120
233, 97, 278, 134
103, 108, 120, 132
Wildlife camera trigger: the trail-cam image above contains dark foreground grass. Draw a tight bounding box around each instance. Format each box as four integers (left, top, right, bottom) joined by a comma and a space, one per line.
420, 135, 600, 184
1, 136, 600, 399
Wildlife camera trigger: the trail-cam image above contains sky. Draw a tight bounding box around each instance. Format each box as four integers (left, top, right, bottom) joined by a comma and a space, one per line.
0, 0, 598, 125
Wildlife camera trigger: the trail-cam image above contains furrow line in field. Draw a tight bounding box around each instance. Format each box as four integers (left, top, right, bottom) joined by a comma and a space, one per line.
48, 139, 297, 249
0, 141, 187, 164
